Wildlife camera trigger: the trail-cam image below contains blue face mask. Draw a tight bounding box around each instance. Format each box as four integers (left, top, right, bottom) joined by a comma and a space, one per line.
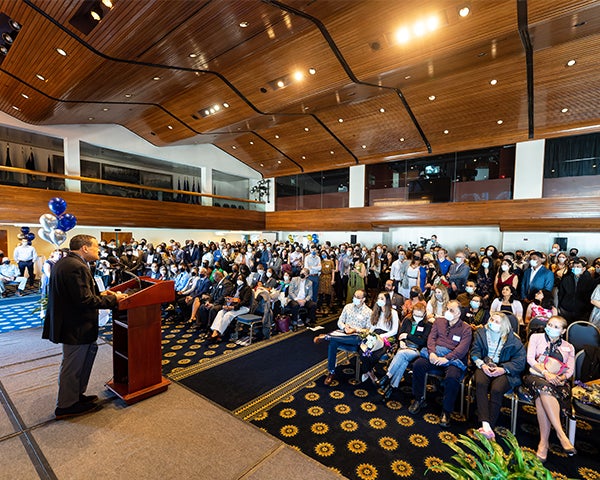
545, 326, 562, 338
321, 254, 327, 259
470, 300, 480, 309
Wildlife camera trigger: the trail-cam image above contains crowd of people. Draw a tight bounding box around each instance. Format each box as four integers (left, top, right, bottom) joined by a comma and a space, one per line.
22, 233, 600, 454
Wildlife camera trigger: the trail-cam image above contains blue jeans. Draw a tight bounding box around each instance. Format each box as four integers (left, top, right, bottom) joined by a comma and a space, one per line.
326, 334, 361, 373
308, 275, 319, 304
412, 357, 464, 414
387, 348, 420, 388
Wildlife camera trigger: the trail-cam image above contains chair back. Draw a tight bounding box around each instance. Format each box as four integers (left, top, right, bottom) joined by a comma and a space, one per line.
505, 313, 519, 335
574, 350, 585, 382
566, 321, 600, 353
527, 316, 547, 339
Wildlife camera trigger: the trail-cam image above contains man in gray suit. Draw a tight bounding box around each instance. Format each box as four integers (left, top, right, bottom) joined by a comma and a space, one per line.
287, 267, 317, 328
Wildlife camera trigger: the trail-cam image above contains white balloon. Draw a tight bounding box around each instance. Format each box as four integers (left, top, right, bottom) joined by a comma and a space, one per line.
38, 228, 53, 245
39, 213, 58, 232
51, 229, 67, 247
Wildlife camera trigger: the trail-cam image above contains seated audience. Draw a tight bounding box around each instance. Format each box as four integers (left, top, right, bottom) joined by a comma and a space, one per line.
490, 285, 523, 326
313, 289, 372, 385
359, 292, 399, 384
460, 294, 490, 329
426, 285, 450, 320
208, 274, 253, 342
196, 270, 234, 331
470, 312, 526, 439
378, 303, 431, 401
456, 280, 477, 308
403, 286, 426, 318
0, 257, 27, 297
520, 316, 576, 462
408, 300, 472, 426
524, 289, 557, 325
383, 279, 404, 313
287, 267, 317, 328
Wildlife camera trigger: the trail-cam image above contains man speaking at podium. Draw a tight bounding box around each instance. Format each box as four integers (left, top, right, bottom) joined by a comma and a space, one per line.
43, 234, 128, 420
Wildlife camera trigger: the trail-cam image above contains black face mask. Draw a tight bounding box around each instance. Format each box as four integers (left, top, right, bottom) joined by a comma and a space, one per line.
410, 291, 419, 298
300, 273, 306, 279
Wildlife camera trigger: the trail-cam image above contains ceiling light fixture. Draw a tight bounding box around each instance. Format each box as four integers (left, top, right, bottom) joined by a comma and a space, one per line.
304, 127, 309, 132
301, 155, 306, 160
12, 105, 19, 111
124, 93, 132, 98
20, 93, 28, 99
490, 79, 498, 85
293, 71, 304, 82
239, 21, 249, 28
400, 137, 405, 142
223, 102, 229, 108
232, 146, 237, 149
260, 163, 264, 167
561, 108, 569, 113
497, 120, 503, 124
428, 95, 436, 101
458, 6, 470, 17
102, 0, 113, 7
338, 118, 344, 123
308, 68, 316, 75
275, 135, 279, 139
443, 129, 449, 134
153, 76, 160, 80
56, 48, 67, 56
395, 27, 410, 44
88, 117, 94, 120
102, 107, 109, 111
189, 53, 197, 58
330, 151, 334, 155
566, 59, 576, 67
249, 141, 254, 145
379, 108, 385, 113
167, 125, 173, 130
36, 74, 45, 81
361, 145, 367, 149
277, 160, 282, 164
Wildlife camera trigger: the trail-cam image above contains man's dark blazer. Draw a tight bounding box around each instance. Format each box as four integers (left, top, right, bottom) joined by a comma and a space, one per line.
210, 278, 234, 307
43, 252, 118, 345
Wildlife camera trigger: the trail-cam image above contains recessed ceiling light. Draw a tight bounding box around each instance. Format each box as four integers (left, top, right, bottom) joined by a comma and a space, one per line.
566, 59, 576, 67
20, 93, 29, 99
413, 20, 426, 37
428, 95, 436, 101
443, 129, 449, 134
426, 16, 439, 31
458, 6, 470, 17
400, 137, 405, 142
330, 151, 334, 155
189, 53, 197, 58
56, 48, 67, 56
209, 108, 215, 114
404, 75, 411, 80
36, 74, 45, 81
239, 21, 249, 28
379, 108, 385, 113
338, 118, 344, 123
167, 125, 173, 130
395, 27, 410, 44
274, 134, 280, 139
153, 76, 161, 80
361, 145, 367, 149
277, 160, 282, 164
223, 102, 229, 108
12, 105, 20, 111
90, 10, 101, 21
102, 0, 113, 7
561, 108, 569, 113
102, 107, 109, 111
308, 68, 316, 75
249, 141, 254, 145
293, 71, 304, 81
88, 117, 94, 120
490, 79, 498, 85
232, 146, 237, 149
301, 155, 306, 160
497, 120, 503, 124
260, 163, 264, 167
124, 93, 132, 98
304, 127, 309, 132
213, 104, 220, 111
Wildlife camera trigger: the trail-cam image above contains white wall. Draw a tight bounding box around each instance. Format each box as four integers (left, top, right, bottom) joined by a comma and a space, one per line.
514, 139, 545, 199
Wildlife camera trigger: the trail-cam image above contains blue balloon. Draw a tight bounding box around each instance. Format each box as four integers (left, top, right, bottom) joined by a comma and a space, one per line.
48, 197, 67, 216
57, 213, 77, 232
20, 226, 30, 234
26, 232, 35, 241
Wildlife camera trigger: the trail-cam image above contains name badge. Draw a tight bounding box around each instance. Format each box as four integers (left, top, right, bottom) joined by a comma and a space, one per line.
416, 326, 424, 332
452, 335, 461, 342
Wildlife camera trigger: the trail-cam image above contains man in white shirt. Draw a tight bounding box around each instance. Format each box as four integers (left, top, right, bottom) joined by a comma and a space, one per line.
314, 289, 372, 385
13, 239, 38, 287
0, 257, 28, 296
304, 246, 322, 303
287, 268, 317, 328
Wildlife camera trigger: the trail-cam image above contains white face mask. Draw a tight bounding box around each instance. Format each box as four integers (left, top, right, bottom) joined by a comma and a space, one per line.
237, 280, 244, 286
455, 257, 463, 264
488, 322, 501, 332
481, 262, 489, 269
412, 312, 424, 322
376, 299, 386, 308
552, 248, 558, 253
530, 259, 538, 268
353, 297, 362, 307
266, 271, 272, 278
465, 286, 475, 294
501, 264, 510, 272
444, 310, 455, 322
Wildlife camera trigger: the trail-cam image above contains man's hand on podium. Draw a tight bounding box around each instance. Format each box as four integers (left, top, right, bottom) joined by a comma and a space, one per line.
103, 290, 128, 301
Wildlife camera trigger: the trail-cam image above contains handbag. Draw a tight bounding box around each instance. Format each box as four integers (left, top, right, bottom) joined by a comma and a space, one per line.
530, 355, 568, 377
275, 314, 291, 333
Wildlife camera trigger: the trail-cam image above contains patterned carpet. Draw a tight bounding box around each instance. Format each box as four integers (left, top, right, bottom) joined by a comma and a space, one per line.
3, 301, 600, 479
0, 284, 43, 334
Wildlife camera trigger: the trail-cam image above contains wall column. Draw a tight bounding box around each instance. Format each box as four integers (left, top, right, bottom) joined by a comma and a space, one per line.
63, 137, 81, 192
201, 166, 212, 206
513, 139, 545, 199
349, 165, 365, 208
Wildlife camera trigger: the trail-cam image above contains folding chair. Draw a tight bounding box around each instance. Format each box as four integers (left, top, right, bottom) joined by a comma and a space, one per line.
566, 321, 600, 353
567, 350, 600, 444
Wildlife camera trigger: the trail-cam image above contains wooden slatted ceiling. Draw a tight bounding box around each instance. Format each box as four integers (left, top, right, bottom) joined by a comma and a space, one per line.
0, 1, 599, 178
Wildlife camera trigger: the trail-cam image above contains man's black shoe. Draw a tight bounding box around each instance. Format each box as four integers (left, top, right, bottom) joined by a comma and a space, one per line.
408, 397, 427, 414
79, 394, 98, 403
55, 402, 102, 420
439, 411, 450, 427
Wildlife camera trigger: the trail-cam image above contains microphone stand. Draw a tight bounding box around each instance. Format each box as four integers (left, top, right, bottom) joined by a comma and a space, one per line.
109, 258, 142, 291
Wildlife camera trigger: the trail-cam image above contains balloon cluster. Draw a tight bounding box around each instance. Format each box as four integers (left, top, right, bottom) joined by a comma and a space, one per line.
17, 226, 36, 245
307, 233, 319, 244
38, 197, 77, 247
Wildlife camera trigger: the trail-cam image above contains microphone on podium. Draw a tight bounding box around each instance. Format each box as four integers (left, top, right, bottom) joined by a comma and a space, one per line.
107, 257, 142, 291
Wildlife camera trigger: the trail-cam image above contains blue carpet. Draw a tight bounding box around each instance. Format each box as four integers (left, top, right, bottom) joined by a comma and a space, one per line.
0, 292, 44, 334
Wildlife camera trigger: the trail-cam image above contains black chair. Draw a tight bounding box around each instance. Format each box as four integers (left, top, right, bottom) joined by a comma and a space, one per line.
566, 321, 600, 353
526, 316, 548, 339
567, 350, 600, 444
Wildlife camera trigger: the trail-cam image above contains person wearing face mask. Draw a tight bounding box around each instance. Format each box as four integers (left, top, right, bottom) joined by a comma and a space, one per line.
366, 250, 381, 306
267, 249, 283, 278
493, 259, 518, 297
408, 300, 472, 427
520, 316, 576, 461
314, 289, 372, 385
346, 253, 367, 304
548, 243, 562, 265
436, 249, 452, 276
120, 247, 142, 275
261, 267, 279, 290
383, 279, 404, 312
491, 285, 524, 327
457, 280, 477, 308
175, 267, 212, 324
558, 258, 595, 323
0, 257, 28, 297
521, 252, 554, 302
378, 304, 431, 401
148, 262, 161, 280
289, 246, 304, 277
13, 238, 38, 287
287, 268, 317, 328
390, 250, 409, 295
460, 295, 490, 329
470, 313, 526, 440
402, 286, 426, 318
484, 245, 501, 271
550, 252, 569, 289
318, 251, 336, 313
208, 274, 253, 342
447, 252, 469, 300
358, 292, 399, 384
195, 270, 234, 332
476, 255, 496, 305
304, 247, 322, 303
524, 289, 557, 325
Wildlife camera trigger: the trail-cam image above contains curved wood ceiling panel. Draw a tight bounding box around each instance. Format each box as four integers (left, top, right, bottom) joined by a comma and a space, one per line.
0, 0, 598, 178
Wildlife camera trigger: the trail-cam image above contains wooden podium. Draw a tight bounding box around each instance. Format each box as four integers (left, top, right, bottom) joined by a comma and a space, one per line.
105, 276, 175, 405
